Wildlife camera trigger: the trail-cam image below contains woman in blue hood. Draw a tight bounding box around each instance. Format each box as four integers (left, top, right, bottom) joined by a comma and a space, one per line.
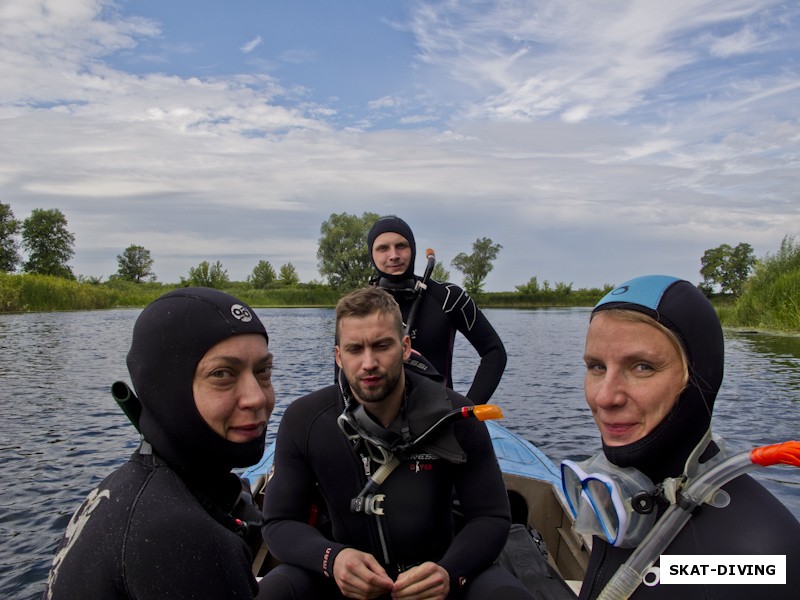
573, 275, 799, 599
44, 288, 275, 599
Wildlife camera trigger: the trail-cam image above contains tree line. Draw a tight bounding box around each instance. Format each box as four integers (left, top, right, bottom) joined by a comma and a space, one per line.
0, 205, 507, 295
0, 203, 301, 289
0, 202, 789, 300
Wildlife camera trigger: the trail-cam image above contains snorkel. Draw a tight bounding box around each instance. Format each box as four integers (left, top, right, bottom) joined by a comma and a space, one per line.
404, 248, 436, 337
111, 380, 142, 433
597, 440, 800, 600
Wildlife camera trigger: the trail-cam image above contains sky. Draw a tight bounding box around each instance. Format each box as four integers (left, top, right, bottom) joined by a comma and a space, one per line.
1, 0, 799, 291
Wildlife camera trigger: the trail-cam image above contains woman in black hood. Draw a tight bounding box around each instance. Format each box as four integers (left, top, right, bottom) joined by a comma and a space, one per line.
575, 275, 799, 599
44, 288, 274, 600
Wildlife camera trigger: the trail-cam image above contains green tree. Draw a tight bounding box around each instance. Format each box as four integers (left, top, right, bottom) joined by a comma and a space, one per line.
0, 202, 20, 272
431, 261, 450, 282
554, 281, 573, 294
186, 260, 229, 289
317, 211, 380, 290
248, 260, 276, 288
116, 244, 155, 282
21, 208, 75, 278
515, 276, 539, 294
700, 242, 756, 296
278, 262, 300, 286
451, 237, 502, 295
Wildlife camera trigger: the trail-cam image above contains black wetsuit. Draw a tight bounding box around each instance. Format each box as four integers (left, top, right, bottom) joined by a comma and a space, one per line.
43, 446, 260, 599
579, 474, 800, 599
379, 277, 507, 403
260, 368, 524, 598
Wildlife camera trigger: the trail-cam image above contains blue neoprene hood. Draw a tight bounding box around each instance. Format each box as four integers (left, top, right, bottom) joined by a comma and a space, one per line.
591, 274, 724, 482
595, 275, 681, 313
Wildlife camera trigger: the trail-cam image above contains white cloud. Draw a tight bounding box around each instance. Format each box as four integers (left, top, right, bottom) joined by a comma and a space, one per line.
1, 0, 798, 290
240, 35, 263, 54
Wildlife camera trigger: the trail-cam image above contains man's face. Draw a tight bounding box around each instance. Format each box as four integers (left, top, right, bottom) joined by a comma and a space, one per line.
372, 232, 413, 276
335, 312, 411, 406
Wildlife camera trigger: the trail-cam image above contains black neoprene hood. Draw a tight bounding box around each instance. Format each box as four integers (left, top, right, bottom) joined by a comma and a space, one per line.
368, 215, 417, 282
126, 287, 269, 476
591, 275, 725, 482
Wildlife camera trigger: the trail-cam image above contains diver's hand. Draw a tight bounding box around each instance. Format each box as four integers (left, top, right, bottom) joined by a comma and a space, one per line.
333, 548, 394, 599
391, 562, 449, 599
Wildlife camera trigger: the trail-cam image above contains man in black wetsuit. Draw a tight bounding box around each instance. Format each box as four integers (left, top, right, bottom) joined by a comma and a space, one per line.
368, 216, 507, 403
259, 287, 532, 599
44, 288, 274, 599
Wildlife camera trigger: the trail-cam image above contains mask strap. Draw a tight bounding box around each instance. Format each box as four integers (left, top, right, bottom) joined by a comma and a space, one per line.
662, 428, 730, 507
683, 428, 726, 479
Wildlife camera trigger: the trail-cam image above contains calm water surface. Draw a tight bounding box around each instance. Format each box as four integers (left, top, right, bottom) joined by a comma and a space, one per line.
1, 307, 798, 599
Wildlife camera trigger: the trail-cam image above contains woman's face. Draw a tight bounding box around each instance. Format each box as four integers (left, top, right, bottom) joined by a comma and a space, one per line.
583, 312, 686, 446
192, 333, 275, 443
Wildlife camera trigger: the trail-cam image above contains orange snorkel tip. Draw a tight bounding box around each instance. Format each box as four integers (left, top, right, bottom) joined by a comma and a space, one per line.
750, 440, 800, 467
472, 404, 504, 421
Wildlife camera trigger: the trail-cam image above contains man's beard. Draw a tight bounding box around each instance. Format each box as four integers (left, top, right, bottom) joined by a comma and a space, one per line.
347, 363, 403, 404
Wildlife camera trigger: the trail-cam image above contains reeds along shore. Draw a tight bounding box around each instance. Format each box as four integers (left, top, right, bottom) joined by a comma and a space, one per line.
2, 259, 799, 334
0, 274, 342, 312
0, 273, 605, 312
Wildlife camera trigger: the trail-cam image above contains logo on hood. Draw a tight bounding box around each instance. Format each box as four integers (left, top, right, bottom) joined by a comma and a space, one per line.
231, 304, 253, 322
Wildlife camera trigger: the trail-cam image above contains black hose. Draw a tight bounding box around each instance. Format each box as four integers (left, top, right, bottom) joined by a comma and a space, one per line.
405, 249, 436, 336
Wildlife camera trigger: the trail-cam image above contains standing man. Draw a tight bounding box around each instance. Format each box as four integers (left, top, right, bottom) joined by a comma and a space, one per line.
259, 287, 531, 599
367, 215, 507, 403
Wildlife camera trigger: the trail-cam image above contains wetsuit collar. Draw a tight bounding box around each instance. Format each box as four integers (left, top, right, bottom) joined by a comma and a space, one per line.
338, 366, 466, 463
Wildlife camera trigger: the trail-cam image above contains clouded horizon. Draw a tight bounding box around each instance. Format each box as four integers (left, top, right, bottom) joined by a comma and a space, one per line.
2, 0, 798, 291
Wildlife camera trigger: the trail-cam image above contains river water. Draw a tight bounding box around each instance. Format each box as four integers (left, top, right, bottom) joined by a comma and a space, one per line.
1, 307, 798, 599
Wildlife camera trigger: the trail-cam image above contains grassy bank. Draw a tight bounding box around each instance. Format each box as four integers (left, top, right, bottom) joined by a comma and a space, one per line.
4, 263, 798, 334
478, 289, 607, 308
0, 274, 343, 312
0, 273, 119, 311
1, 273, 607, 313
716, 236, 800, 332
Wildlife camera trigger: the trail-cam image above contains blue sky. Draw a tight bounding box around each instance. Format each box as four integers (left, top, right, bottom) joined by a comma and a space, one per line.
1, 0, 799, 290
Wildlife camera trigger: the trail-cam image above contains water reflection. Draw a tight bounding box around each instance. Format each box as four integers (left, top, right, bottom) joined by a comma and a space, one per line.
726, 331, 800, 394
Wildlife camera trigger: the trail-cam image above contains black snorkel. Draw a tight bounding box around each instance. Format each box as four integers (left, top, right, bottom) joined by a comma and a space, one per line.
111, 380, 142, 433
404, 248, 435, 337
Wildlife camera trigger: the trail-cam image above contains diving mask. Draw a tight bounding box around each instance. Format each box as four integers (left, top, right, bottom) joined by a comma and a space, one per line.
561, 452, 659, 548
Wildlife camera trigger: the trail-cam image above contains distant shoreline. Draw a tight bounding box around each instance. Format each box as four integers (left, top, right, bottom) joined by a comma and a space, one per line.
2, 273, 798, 333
